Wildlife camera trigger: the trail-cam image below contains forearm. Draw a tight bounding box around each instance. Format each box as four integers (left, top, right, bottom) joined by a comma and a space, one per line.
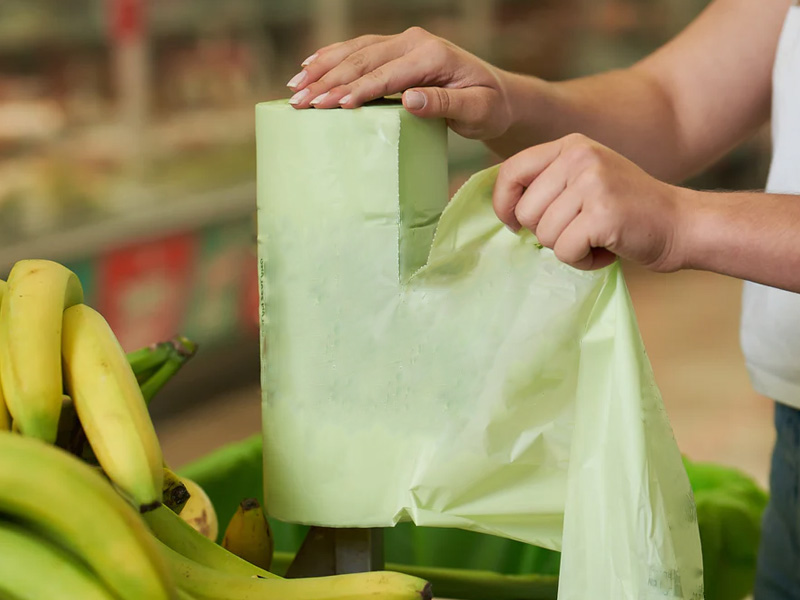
487, 68, 688, 182
485, 0, 785, 184
681, 190, 800, 292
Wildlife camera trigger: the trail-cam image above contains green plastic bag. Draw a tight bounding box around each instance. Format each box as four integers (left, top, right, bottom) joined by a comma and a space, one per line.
255, 99, 703, 599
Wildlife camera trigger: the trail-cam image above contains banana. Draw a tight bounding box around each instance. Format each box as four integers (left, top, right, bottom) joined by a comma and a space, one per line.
0, 520, 117, 600
222, 498, 274, 571
159, 539, 433, 600
0, 279, 8, 432
143, 504, 278, 579
0, 260, 83, 441
62, 303, 164, 510
179, 477, 219, 540
0, 431, 175, 600
163, 466, 192, 514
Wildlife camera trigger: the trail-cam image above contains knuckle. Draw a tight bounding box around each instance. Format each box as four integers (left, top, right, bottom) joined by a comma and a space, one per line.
404, 26, 429, 39
432, 87, 450, 113
580, 165, 610, 195
343, 52, 369, 74
563, 132, 589, 146
563, 142, 600, 168
363, 69, 391, 96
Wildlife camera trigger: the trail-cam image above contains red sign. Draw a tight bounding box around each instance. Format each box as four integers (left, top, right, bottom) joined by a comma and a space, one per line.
110, 0, 145, 42
98, 234, 197, 352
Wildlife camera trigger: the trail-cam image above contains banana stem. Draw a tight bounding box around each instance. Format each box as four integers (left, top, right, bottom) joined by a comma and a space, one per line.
127, 343, 174, 381
139, 337, 199, 406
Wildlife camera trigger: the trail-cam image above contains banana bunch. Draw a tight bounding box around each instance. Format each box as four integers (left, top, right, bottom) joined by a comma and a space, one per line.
0, 259, 434, 600
0, 432, 174, 600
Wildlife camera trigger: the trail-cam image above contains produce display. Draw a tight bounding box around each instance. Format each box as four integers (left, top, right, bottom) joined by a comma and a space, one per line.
0, 258, 434, 600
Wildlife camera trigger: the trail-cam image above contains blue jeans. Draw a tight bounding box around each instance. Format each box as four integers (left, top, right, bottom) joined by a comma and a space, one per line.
754, 401, 800, 600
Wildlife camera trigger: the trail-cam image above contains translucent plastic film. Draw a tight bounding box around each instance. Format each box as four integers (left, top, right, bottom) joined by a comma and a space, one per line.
256, 99, 703, 600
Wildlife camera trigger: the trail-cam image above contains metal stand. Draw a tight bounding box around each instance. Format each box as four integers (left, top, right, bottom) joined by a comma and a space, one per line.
284, 527, 384, 578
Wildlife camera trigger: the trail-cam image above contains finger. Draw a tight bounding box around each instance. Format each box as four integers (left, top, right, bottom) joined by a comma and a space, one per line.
299, 38, 414, 108
527, 185, 583, 250
287, 34, 387, 93
512, 157, 569, 236
552, 214, 617, 270
492, 139, 565, 231
324, 48, 444, 110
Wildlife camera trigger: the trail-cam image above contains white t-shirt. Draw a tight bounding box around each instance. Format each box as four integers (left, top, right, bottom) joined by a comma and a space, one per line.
740, 6, 800, 407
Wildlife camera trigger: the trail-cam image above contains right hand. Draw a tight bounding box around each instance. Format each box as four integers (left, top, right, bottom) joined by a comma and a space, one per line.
286, 27, 513, 140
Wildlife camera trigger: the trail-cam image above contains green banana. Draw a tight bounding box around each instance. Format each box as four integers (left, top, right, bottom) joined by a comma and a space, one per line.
0, 279, 9, 432
0, 260, 83, 441
143, 504, 279, 579
159, 539, 433, 600
0, 520, 117, 600
62, 304, 164, 510
0, 432, 175, 600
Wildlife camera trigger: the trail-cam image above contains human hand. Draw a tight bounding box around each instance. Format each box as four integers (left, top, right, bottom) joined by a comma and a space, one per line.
286, 27, 513, 140
493, 133, 688, 272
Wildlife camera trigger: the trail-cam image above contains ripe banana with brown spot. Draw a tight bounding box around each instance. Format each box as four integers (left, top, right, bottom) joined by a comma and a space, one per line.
180, 477, 218, 541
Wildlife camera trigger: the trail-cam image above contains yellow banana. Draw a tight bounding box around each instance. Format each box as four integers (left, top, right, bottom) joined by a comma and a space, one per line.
0, 279, 8, 432
0, 431, 175, 600
222, 498, 274, 571
62, 304, 164, 510
159, 539, 433, 600
179, 477, 219, 541
163, 466, 191, 514
0, 520, 117, 600
0, 260, 83, 441
143, 504, 278, 579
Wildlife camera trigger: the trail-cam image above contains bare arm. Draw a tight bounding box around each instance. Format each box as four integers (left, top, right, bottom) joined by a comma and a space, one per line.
491, 0, 790, 182
291, 0, 789, 183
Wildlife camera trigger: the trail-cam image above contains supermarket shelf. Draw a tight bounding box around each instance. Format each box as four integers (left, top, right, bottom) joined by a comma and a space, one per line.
0, 181, 255, 273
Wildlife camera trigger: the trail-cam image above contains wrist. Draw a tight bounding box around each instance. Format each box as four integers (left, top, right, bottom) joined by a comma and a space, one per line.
668, 186, 705, 272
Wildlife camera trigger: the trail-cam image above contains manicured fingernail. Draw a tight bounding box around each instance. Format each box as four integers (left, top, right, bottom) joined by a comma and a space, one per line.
310, 92, 329, 105
301, 53, 318, 67
287, 71, 307, 89
288, 89, 310, 105
404, 90, 426, 110
338, 94, 352, 105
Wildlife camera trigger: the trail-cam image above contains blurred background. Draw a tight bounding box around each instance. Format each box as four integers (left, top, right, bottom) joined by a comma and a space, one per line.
0, 0, 775, 487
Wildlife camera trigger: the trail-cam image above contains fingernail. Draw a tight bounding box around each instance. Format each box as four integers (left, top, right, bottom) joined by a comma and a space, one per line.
310, 92, 329, 105
287, 71, 307, 89
288, 89, 310, 105
339, 94, 352, 106
301, 53, 318, 67
505, 225, 519, 235
404, 90, 426, 110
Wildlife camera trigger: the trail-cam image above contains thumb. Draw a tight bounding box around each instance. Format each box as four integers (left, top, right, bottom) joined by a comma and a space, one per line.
402, 86, 497, 135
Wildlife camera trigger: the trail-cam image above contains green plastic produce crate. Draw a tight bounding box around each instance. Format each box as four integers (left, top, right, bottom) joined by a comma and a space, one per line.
178, 434, 767, 600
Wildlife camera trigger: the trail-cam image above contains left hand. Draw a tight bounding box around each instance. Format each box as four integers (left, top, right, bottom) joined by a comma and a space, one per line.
493, 133, 688, 272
